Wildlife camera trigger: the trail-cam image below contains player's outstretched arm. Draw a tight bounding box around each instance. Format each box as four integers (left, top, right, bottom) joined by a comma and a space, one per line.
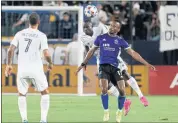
75, 46, 98, 74
5, 44, 16, 76
126, 48, 156, 70
43, 49, 53, 71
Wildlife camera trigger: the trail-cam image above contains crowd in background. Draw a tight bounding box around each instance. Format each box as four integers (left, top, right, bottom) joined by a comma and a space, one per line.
2, 0, 178, 42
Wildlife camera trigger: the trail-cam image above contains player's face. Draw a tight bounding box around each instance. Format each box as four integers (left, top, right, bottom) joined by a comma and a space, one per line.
109, 22, 120, 34
84, 22, 93, 36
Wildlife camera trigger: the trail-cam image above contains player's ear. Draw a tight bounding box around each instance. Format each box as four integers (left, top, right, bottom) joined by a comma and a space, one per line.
37, 20, 40, 25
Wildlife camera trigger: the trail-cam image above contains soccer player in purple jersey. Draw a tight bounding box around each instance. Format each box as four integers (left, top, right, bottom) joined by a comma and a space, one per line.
76, 21, 156, 122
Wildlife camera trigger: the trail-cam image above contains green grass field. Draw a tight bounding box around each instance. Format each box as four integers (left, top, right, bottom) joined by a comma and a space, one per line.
2, 95, 178, 122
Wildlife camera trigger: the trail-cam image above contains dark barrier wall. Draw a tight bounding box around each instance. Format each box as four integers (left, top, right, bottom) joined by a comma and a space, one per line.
121, 41, 164, 65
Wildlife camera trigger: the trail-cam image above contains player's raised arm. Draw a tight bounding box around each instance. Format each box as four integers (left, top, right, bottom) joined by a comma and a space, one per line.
75, 35, 100, 74
5, 33, 19, 76
126, 48, 155, 70
83, 45, 98, 64
41, 35, 53, 71
120, 38, 156, 70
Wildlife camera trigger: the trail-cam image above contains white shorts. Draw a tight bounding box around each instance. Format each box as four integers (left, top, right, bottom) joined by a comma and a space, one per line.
118, 60, 128, 72
17, 70, 48, 95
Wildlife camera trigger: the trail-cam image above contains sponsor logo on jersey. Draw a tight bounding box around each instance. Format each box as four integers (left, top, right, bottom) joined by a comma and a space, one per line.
114, 39, 118, 44
102, 38, 106, 41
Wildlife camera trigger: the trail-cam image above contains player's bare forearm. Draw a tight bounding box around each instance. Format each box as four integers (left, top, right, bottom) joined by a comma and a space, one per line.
75, 46, 98, 75
126, 48, 150, 66
7, 50, 13, 65
43, 49, 52, 64
85, 46, 90, 54
83, 46, 98, 64
45, 56, 52, 64
7, 45, 16, 65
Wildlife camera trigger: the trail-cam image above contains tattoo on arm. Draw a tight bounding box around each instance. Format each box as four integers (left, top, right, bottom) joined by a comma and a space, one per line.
45, 56, 52, 64
7, 45, 16, 65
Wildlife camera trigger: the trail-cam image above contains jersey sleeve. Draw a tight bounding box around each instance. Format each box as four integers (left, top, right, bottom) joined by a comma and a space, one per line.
120, 38, 130, 50
81, 34, 93, 48
11, 32, 19, 47
20, 13, 28, 22
94, 36, 100, 47
41, 34, 48, 50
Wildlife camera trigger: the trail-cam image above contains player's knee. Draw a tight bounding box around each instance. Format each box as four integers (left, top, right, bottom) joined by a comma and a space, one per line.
101, 88, 108, 94
18, 92, 26, 96
122, 70, 130, 80
41, 88, 49, 95
119, 88, 125, 96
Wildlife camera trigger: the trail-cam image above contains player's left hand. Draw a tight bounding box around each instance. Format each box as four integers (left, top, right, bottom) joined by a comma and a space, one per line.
5, 65, 13, 77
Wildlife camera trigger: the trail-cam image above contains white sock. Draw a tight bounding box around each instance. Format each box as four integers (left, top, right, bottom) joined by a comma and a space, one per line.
108, 85, 120, 97
18, 96, 27, 121
41, 94, 50, 122
127, 77, 143, 98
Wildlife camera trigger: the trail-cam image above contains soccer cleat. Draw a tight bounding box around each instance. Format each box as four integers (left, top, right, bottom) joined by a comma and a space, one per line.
103, 110, 110, 122
107, 90, 112, 95
124, 99, 131, 116
140, 96, 149, 107
116, 111, 122, 123
40, 121, 47, 123
22, 120, 28, 123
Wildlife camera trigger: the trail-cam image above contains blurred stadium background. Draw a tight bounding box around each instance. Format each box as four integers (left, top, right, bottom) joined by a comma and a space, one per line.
1, 0, 178, 122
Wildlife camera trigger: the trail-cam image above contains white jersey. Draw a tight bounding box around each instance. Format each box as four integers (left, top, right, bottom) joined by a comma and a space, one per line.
81, 33, 94, 48
92, 22, 109, 40
117, 55, 128, 71
11, 28, 48, 73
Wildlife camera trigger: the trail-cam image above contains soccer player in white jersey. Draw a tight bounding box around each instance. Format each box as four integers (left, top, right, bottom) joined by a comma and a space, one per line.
5, 13, 52, 123
81, 20, 149, 115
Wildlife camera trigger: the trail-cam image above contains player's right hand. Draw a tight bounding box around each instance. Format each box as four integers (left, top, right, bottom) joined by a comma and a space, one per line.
5, 65, 13, 77
47, 63, 53, 71
75, 65, 87, 76
75, 65, 83, 76
147, 64, 156, 71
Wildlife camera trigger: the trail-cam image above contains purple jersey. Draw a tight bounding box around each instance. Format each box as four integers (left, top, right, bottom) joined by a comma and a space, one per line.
94, 33, 130, 67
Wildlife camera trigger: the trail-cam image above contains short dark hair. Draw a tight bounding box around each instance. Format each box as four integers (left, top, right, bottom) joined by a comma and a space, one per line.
63, 12, 70, 16
29, 12, 40, 26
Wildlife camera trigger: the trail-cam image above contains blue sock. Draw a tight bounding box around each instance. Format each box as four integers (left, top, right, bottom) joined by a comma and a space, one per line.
118, 96, 126, 110
101, 94, 109, 110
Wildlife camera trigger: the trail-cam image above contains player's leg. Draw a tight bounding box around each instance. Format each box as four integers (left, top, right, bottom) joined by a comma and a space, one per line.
17, 76, 29, 123
109, 66, 126, 122
40, 89, 50, 123
122, 70, 149, 106
32, 73, 50, 123
100, 78, 110, 122
115, 77, 126, 122
98, 64, 110, 122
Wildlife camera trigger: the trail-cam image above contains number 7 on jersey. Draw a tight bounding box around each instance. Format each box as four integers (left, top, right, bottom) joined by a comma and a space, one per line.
25, 38, 32, 52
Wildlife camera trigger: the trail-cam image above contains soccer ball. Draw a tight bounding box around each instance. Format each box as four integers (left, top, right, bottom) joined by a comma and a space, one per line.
84, 5, 98, 18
